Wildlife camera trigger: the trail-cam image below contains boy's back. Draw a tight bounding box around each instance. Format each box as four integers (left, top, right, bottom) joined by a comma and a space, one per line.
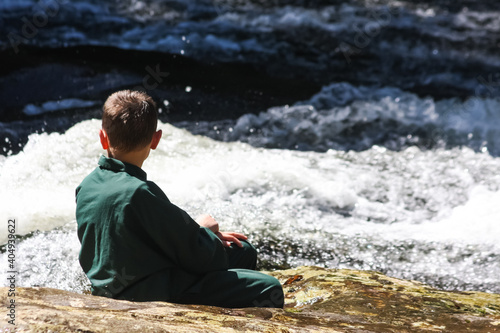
76, 155, 229, 300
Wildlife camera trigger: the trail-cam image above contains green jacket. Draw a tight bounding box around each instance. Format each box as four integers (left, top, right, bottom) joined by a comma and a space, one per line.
75, 156, 229, 298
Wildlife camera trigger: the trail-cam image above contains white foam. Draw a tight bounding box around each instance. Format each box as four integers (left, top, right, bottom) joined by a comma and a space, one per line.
225, 83, 500, 154
3, 119, 500, 246
415, 186, 500, 244
22, 99, 99, 116
1, 119, 500, 292
0, 119, 102, 242
343, 185, 500, 247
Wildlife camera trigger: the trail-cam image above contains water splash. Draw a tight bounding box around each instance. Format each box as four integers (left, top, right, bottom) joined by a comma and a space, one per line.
1, 119, 499, 293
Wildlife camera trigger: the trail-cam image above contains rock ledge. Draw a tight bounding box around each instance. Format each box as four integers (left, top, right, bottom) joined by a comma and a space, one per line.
2, 266, 500, 332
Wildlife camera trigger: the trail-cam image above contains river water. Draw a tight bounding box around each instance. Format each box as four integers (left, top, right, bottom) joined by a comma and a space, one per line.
1, 0, 500, 294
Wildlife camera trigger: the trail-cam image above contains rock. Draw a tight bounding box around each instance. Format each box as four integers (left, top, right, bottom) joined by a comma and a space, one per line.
2, 266, 499, 332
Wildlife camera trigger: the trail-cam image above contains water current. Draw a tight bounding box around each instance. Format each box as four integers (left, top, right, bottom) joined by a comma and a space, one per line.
0, 0, 499, 295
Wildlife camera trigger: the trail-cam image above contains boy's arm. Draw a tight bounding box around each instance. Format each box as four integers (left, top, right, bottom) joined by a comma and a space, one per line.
195, 214, 219, 233
132, 183, 229, 274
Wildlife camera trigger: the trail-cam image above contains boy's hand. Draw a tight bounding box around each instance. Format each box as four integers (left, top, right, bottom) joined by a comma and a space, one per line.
195, 214, 219, 233
196, 214, 248, 247
215, 231, 248, 248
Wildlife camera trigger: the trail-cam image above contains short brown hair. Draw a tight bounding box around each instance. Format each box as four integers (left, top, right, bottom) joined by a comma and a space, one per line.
102, 90, 158, 152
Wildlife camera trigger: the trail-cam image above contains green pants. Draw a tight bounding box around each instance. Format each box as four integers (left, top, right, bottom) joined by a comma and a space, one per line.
116, 241, 284, 308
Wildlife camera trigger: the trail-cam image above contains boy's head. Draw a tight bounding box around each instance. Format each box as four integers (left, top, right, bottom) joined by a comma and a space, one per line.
101, 90, 158, 152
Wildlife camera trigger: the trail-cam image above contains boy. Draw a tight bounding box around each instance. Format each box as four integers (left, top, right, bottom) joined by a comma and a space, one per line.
75, 90, 284, 308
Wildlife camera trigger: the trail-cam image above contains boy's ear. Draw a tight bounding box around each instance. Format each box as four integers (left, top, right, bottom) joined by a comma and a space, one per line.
150, 129, 162, 150
99, 129, 109, 150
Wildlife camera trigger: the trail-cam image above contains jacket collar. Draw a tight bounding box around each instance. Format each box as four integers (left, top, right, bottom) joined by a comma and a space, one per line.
98, 155, 147, 181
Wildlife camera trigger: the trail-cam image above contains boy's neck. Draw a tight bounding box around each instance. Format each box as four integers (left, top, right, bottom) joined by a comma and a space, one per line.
107, 147, 149, 169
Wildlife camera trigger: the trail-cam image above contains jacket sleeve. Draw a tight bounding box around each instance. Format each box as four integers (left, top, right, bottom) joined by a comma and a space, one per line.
130, 182, 229, 274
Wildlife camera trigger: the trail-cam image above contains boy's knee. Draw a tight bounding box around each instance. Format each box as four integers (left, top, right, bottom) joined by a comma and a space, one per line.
241, 240, 257, 261
252, 276, 284, 308
228, 240, 258, 270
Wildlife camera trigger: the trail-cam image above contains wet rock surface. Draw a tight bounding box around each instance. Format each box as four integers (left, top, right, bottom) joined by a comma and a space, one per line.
2, 266, 499, 332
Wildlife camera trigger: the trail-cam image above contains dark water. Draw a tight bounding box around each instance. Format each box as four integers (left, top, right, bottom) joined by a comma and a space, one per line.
2, 0, 500, 155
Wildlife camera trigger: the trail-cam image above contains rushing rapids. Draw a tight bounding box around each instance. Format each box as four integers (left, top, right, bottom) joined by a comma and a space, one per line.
1, 0, 500, 295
